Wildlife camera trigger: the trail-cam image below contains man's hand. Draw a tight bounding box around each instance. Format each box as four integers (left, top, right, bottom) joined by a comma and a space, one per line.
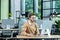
27, 34, 35, 37
36, 33, 40, 36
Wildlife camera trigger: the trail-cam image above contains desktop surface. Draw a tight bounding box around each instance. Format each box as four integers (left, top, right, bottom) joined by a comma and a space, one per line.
16, 35, 60, 39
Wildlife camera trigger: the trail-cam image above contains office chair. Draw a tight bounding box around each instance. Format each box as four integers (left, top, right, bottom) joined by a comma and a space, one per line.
18, 18, 27, 35
1, 19, 15, 37
41, 20, 53, 35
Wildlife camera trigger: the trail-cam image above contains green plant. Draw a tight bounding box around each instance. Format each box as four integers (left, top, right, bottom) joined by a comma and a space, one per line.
35, 13, 41, 19
54, 15, 58, 18
8, 13, 12, 19
55, 20, 60, 28
55, 20, 60, 35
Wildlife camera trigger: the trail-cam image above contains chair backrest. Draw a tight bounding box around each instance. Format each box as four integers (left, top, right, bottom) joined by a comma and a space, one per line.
36, 20, 43, 28
18, 18, 27, 35
1, 19, 15, 36
2, 19, 15, 29
41, 20, 53, 35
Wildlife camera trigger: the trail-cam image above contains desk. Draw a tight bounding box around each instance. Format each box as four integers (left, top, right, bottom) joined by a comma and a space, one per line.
0, 29, 18, 31
0, 29, 18, 37
6, 35, 60, 40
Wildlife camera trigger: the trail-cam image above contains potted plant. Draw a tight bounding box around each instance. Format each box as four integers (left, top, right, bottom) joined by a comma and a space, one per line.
55, 20, 60, 34
8, 13, 12, 19
55, 20, 60, 28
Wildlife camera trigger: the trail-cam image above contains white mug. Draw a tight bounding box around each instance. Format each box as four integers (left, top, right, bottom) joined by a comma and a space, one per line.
46, 29, 50, 36
7, 25, 10, 29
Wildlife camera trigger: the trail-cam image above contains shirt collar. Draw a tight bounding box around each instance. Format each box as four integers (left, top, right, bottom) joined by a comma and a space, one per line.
28, 20, 32, 25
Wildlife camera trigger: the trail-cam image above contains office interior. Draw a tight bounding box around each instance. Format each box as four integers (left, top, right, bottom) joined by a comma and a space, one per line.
0, 0, 60, 40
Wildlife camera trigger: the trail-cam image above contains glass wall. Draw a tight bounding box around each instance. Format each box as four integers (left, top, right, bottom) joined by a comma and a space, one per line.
43, 0, 60, 19
53, 0, 60, 13
38, 0, 41, 19
25, 0, 33, 12
43, 0, 51, 18
25, 0, 41, 19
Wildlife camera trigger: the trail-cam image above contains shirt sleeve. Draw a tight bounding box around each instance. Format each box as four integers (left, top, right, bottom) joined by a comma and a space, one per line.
35, 23, 40, 35
21, 22, 29, 36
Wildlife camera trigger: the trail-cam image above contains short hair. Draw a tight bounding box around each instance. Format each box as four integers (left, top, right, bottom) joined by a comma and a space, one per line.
28, 13, 35, 18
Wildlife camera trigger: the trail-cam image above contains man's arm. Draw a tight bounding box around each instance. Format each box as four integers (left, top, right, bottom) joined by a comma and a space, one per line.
35, 23, 40, 36
21, 22, 34, 36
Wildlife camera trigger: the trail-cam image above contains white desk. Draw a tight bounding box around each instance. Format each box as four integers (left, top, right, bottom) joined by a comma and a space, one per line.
5, 35, 60, 40
0, 29, 18, 31
17, 35, 60, 39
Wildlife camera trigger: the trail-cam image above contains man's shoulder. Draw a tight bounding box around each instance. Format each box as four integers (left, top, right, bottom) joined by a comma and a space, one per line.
34, 22, 39, 27
34, 22, 37, 25
24, 21, 29, 25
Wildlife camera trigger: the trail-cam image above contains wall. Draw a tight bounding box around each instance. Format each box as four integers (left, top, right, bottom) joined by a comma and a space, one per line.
1, 0, 9, 19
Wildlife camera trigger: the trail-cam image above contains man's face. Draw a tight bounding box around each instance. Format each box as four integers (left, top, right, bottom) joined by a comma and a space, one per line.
29, 15, 36, 22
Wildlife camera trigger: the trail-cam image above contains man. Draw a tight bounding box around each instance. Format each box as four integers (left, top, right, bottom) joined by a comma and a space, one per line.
21, 13, 40, 37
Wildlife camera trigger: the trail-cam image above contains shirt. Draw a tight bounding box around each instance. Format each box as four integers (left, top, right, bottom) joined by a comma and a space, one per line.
21, 20, 40, 36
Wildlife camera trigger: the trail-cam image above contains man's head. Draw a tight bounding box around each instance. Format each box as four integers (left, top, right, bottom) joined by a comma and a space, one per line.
28, 13, 36, 22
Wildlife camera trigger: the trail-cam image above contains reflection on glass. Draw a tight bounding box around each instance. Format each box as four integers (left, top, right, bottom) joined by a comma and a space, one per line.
43, 2, 50, 9
55, 1, 60, 13
43, 10, 50, 16
25, 0, 33, 12
25, 0, 41, 19
53, 0, 60, 1
55, 9, 60, 13
43, 0, 50, 1
38, 0, 41, 14
53, 1, 60, 13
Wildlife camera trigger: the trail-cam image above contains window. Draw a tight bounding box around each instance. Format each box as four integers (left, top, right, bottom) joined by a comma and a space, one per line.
25, 0, 33, 12
42, 0, 60, 20
43, 0, 51, 17
9, 0, 11, 13
53, 0, 60, 13
43, 0, 50, 1
43, 2, 50, 9
43, 10, 50, 17
8, 0, 11, 19
38, 0, 41, 19
25, 0, 41, 19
